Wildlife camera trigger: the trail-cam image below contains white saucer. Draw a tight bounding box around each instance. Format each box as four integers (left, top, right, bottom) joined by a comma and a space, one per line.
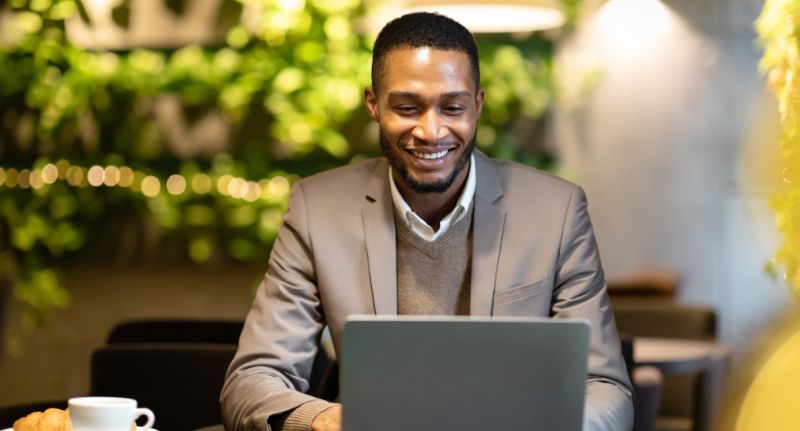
2, 428, 156, 431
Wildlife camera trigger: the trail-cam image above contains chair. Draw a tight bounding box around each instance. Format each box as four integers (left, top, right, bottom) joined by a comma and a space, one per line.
621, 335, 665, 431
90, 343, 237, 431
613, 302, 720, 431
106, 319, 244, 345
105, 319, 338, 401
607, 269, 679, 301
633, 366, 664, 431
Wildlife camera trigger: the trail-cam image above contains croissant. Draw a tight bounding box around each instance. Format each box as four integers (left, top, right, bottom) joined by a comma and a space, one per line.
12, 407, 137, 431
13, 408, 69, 431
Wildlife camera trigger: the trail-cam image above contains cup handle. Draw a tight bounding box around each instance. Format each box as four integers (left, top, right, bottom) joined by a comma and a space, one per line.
134, 407, 155, 429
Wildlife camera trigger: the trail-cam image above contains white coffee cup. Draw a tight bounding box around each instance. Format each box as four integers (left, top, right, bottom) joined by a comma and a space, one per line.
68, 397, 155, 431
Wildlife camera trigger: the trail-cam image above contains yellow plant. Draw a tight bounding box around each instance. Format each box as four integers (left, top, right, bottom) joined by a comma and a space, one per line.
720, 2, 800, 430
757, 0, 800, 295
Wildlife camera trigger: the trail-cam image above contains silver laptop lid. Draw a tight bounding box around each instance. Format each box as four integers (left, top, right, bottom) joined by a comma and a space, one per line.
341, 316, 590, 431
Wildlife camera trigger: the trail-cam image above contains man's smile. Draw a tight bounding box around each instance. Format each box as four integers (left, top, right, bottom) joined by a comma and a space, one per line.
407, 147, 453, 160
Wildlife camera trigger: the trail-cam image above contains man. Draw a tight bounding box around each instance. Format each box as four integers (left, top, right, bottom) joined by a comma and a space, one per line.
222, 12, 633, 431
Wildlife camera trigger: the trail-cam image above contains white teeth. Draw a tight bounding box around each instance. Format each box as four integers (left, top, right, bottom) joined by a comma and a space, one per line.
411, 149, 449, 160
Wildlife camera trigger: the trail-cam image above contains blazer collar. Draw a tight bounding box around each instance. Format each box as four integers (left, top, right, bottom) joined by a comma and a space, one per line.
362, 152, 506, 316
363, 159, 397, 315
473, 150, 504, 203
471, 151, 506, 316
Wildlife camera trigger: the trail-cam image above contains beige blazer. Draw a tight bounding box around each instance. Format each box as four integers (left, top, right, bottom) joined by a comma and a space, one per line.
222, 152, 634, 431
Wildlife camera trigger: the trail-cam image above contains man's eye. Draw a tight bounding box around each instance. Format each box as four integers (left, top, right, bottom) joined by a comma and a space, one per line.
443, 106, 465, 115
394, 106, 418, 115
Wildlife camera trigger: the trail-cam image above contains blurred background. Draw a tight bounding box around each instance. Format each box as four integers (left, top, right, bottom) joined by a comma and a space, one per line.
0, 0, 797, 430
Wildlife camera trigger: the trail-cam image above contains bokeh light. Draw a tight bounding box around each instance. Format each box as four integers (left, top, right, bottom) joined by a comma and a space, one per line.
191, 173, 212, 194
29, 169, 44, 190
242, 181, 260, 202
18, 169, 31, 189
228, 177, 246, 198
87, 165, 105, 187
268, 176, 290, 197
141, 176, 161, 197
55, 160, 70, 179
66, 166, 83, 187
104, 166, 120, 187
166, 174, 187, 195
5, 168, 18, 188
119, 167, 134, 187
42, 164, 58, 184
217, 174, 233, 196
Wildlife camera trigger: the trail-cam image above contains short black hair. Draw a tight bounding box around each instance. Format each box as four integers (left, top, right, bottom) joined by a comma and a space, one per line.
371, 12, 480, 92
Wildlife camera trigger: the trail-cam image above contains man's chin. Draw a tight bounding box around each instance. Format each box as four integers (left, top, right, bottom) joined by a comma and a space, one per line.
400, 173, 454, 194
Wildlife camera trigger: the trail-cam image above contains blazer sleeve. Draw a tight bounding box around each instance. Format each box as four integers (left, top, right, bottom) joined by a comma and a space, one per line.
551, 186, 635, 431
221, 183, 327, 431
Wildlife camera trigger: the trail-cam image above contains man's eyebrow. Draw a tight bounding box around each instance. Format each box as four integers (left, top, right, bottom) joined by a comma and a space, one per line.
441, 91, 472, 98
387, 91, 473, 99
387, 91, 420, 99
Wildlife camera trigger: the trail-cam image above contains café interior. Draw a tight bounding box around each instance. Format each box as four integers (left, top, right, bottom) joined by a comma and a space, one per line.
1, 0, 799, 430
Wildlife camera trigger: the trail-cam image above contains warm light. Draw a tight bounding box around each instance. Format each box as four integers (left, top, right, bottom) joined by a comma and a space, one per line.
0, 168, 5, 186
598, 0, 669, 45
228, 177, 246, 198
118, 167, 134, 187
243, 181, 261, 202
104, 166, 121, 186
380, 0, 565, 33
217, 174, 233, 196
414, 5, 562, 32
141, 176, 161, 197
55, 159, 70, 179
87, 165, 105, 187
66, 166, 84, 186
18, 169, 31, 189
30, 169, 44, 190
278, 0, 304, 11
42, 164, 58, 184
268, 176, 291, 197
166, 174, 187, 195
191, 173, 212, 194
5, 169, 18, 188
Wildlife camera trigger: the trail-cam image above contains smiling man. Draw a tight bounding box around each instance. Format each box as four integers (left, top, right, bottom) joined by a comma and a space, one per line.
222, 12, 633, 431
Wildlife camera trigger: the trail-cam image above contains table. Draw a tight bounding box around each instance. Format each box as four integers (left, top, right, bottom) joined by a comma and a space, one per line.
633, 337, 731, 431
634, 336, 731, 374
633, 336, 731, 374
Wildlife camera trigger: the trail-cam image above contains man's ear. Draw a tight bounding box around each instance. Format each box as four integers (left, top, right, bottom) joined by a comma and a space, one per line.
364, 86, 380, 122
475, 87, 485, 118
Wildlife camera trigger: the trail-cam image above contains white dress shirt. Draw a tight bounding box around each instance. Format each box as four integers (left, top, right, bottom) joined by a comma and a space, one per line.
389, 153, 476, 242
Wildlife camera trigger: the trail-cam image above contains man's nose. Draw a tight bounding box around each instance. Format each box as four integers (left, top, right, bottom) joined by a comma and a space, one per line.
412, 112, 449, 143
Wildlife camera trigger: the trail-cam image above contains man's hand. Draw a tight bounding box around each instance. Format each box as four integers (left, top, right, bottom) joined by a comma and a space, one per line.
311, 404, 342, 431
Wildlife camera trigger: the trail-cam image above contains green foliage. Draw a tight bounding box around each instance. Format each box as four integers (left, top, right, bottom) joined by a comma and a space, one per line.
0, 0, 561, 337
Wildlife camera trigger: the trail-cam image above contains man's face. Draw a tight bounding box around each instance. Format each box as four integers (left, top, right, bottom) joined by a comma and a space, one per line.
365, 47, 484, 194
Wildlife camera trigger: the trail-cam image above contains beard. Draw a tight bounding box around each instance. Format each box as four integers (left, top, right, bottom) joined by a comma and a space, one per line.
379, 127, 475, 194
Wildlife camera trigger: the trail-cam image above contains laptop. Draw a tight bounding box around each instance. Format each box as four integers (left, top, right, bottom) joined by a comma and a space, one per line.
340, 316, 590, 431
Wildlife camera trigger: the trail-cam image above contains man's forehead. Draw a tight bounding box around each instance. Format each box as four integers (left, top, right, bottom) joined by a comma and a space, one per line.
382, 46, 470, 66
379, 47, 475, 90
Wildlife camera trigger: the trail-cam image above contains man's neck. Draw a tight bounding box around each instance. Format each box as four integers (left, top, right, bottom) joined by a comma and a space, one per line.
393, 162, 470, 230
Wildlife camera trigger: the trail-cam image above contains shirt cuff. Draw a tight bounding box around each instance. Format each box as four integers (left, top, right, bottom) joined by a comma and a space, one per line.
281, 399, 337, 431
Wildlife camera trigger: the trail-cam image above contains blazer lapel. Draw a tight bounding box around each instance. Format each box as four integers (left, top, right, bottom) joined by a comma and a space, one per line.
362, 160, 398, 315
471, 152, 506, 316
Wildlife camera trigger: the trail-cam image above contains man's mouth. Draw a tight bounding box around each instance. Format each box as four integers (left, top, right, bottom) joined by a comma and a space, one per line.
408, 149, 450, 160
